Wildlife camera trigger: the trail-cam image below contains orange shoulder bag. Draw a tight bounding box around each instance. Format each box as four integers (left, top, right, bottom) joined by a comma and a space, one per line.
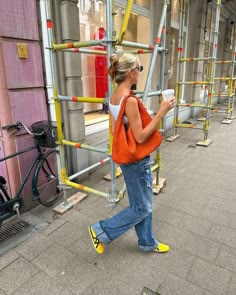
112, 95, 162, 164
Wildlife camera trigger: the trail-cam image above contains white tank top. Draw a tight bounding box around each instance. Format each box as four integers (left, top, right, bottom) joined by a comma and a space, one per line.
109, 97, 128, 123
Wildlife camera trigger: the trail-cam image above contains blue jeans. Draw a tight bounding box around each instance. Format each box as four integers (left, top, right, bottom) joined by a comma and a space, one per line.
91, 155, 158, 251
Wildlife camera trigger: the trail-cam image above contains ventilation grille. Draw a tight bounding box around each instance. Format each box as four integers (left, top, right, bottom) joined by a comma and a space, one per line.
0, 220, 30, 243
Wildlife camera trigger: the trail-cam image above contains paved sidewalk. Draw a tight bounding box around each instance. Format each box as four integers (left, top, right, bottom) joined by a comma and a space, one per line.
0, 111, 236, 295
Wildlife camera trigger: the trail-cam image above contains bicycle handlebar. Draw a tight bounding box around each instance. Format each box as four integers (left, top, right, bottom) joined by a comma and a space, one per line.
2, 121, 23, 131
2, 121, 44, 136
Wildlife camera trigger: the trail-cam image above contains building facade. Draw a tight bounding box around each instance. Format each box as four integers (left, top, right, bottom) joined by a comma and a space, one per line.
0, 0, 235, 210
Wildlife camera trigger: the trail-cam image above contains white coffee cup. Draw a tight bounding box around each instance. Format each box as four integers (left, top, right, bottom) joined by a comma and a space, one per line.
162, 89, 174, 102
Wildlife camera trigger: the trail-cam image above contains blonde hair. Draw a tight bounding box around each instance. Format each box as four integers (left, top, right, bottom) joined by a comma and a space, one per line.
108, 53, 139, 84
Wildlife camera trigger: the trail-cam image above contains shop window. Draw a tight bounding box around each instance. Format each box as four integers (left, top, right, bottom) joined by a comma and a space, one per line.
135, 0, 150, 9
78, 0, 151, 130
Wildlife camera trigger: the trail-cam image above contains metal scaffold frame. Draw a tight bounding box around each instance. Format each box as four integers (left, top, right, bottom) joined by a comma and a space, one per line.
44, 0, 170, 210
213, 18, 236, 124
166, 0, 222, 147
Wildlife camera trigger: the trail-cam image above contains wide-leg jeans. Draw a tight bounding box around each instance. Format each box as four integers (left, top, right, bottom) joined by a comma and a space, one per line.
91, 155, 158, 251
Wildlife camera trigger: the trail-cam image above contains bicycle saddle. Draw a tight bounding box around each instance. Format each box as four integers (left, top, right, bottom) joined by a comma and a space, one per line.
0, 176, 6, 185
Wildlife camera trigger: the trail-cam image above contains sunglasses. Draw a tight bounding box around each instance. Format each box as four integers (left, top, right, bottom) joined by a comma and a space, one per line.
134, 65, 143, 72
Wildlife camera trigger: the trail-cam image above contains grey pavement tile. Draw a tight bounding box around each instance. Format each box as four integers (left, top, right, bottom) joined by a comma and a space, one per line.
14, 233, 54, 261
109, 227, 137, 249
11, 271, 77, 295
157, 273, 204, 295
84, 245, 167, 295
68, 225, 135, 262
40, 218, 67, 236
59, 207, 88, 225
80, 277, 138, 295
187, 257, 232, 295
138, 247, 195, 280
228, 273, 236, 295
215, 245, 236, 273
30, 204, 61, 224
205, 197, 236, 215
177, 214, 213, 236
0, 250, 20, 271
181, 231, 220, 262
11, 271, 63, 295
0, 257, 39, 294
55, 255, 108, 294
154, 221, 187, 248
194, 205, 231, 227
69, 234, 101, 263
208, 224, 236, 248
203, 291, 217, 295
32, 243, 76, 277
48, 221, 83, 248
20, 212, 49, 231
229, 214, 236, 229
166, 196, 204, 217
154, 204, 185, 226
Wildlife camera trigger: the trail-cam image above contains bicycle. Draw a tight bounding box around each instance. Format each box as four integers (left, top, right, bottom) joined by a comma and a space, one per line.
0, 120, 63, 225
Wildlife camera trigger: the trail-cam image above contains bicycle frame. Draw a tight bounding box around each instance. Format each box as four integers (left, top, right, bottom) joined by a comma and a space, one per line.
0, 145, 43, 203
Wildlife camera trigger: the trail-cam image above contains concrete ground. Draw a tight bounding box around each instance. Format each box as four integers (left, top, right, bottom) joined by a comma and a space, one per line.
0, 110, 236, 295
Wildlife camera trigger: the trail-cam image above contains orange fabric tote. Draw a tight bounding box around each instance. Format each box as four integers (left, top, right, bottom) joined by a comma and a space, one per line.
112, 95, 162, 164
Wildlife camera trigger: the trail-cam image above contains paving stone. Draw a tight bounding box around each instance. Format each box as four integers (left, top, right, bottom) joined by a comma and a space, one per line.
0, 257, 39, 294
228, 273, 236, 295
215, 244, 236, 273
138, 247, 195, 279
203, 291, 216, 295
153, 222, 187, 248
60, 207, 88, 225
154, 204, 185, 226
158, 273, 204, 295
40, 218, 67, 236
208, 224, 236, 248
0, 250, 20, 271
14, 234, 54, 261
229, 214, 236, 229
30, 205, 61, 224
48, 221, 84, 247
55, 255, 107, 294
32, 243, 76, 277
11, 271, 77, 295
181, 231, 220, 262
187, 257, 232, 295
20, 212, 49, 231
194, 205, 231, 227
177, 214, 212, 236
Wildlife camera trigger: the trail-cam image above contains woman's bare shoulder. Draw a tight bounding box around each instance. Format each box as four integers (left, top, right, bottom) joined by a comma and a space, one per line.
126, 95, 138, 105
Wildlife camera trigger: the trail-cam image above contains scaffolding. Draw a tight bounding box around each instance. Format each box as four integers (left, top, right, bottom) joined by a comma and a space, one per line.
44, 0, 170, 211
212, 19, 236, 124
166, 0, 221, 147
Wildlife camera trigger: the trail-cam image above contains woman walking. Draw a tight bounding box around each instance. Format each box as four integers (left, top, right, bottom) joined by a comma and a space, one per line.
89, 53, 175, 254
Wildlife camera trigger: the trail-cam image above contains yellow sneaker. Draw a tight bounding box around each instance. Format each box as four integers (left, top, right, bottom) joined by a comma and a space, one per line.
155, 242, 170, 253
88, 225, 104, 254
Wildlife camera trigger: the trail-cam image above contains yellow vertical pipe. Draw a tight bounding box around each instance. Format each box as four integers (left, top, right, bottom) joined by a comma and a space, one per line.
118, 0, 134, 43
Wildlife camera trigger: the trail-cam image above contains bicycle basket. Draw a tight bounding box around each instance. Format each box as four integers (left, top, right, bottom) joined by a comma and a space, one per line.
31, 121, 58, 148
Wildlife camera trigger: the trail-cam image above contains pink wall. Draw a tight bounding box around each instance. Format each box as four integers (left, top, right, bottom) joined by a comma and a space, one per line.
2, 40, 44, 89
0, 0, 39, 40
0, 0, 48, 209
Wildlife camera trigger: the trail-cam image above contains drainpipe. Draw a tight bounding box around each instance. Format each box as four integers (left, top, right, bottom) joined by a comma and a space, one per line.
39, 0, 56, 121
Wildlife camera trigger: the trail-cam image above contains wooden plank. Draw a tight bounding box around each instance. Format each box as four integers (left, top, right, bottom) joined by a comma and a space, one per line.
53, 192, 87, 214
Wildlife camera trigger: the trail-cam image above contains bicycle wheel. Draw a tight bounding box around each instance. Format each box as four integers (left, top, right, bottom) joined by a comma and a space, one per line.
33, 150, 62, 206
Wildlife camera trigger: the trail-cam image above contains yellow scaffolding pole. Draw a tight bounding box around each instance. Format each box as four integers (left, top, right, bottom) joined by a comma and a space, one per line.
118, 0, 134, 43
